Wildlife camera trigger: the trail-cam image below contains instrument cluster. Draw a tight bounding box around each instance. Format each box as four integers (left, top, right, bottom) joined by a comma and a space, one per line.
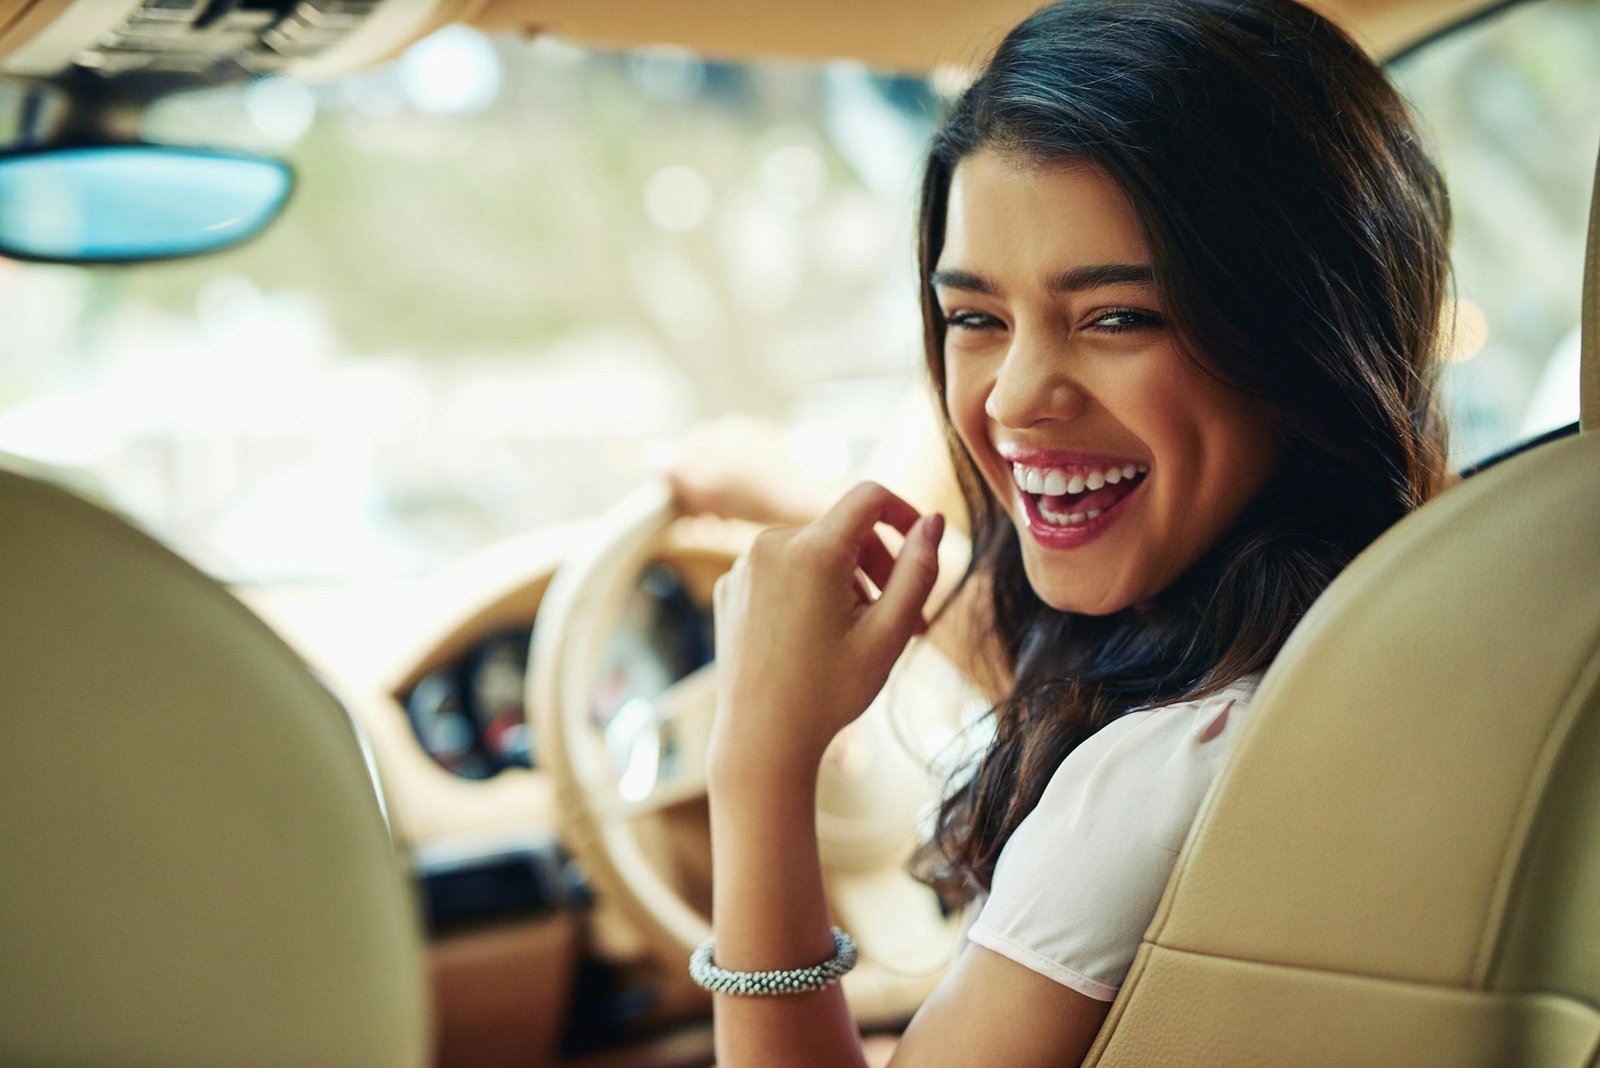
401, 563, 713, 778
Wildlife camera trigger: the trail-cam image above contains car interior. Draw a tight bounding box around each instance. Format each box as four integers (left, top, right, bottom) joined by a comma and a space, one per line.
0, 0, 1595, 1065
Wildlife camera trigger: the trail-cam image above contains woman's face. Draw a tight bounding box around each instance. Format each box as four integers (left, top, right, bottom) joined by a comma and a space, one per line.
936, 150, 1281, 614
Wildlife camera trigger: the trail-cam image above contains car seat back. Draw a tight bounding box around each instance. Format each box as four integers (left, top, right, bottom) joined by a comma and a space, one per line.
0, 473, 429, 1067
1086, 152, 1600, 1067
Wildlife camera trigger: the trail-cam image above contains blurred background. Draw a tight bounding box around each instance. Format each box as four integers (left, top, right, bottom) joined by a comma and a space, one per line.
0, 0, 1594, 586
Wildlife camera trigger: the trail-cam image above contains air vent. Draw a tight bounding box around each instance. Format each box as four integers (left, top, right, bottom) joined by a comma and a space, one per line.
71, 0, 382, 82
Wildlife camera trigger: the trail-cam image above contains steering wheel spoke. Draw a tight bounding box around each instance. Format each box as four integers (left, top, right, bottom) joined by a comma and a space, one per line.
594, 662, 717, 820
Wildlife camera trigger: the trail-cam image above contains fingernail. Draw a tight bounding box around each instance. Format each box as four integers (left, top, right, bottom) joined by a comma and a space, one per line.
922, 512, 945, 548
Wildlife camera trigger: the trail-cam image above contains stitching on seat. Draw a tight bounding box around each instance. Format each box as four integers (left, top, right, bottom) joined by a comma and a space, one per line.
1147, 942, 1600, 1016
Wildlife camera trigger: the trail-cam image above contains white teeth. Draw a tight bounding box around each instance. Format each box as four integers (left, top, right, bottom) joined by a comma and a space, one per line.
1037, 493, 1093, 526
1012, 459, 1147, 502
1086, 509, 1102, 520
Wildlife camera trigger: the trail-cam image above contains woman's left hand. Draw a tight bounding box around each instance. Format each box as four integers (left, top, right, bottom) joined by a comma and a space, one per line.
708, 481, 946, 790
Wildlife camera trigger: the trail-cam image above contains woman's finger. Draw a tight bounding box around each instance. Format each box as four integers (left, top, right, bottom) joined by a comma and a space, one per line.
871, 513, 945, 645
816, 481, 922, 544
856, 531, 898, 595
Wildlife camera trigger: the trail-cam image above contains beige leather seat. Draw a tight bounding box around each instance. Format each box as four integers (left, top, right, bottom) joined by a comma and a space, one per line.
0, 475, 429, 1066
1087, 157, 1600, 1066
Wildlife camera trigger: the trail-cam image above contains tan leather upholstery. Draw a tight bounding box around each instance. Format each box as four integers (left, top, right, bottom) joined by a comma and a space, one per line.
1583, 145, 1598, 432
0, 471, 429, 1067
1087, 149, 1600, 1067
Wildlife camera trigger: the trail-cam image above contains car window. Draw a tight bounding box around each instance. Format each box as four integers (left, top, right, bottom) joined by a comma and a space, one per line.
1387, 0, 1600, 464
0, 33, 943, 582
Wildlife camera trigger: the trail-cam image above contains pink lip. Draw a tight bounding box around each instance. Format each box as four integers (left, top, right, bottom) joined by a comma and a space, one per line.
1015, 475, 1146, 551
999, 446, 1148, 470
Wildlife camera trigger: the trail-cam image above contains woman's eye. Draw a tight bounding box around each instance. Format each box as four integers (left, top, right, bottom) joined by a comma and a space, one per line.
942, 310, 1003, 332
1091, 308, 1163, 334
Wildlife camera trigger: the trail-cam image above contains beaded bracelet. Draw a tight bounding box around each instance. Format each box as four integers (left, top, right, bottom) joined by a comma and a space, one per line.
688, 927, 858, 996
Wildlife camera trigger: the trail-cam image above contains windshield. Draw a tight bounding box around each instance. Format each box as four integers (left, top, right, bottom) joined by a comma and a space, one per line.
0, 33, 943, 583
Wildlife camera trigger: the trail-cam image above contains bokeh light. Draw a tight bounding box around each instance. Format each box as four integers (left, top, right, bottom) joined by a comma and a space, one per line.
644, 165, 713, 232
245, 78, 317, 142
399, 26, 502, 115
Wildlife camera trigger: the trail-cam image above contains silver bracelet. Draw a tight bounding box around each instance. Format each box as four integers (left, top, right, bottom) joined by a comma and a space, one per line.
688, 926, 858, 996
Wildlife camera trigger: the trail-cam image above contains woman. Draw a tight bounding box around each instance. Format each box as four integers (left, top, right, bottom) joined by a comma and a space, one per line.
699, 0, 1451, 1063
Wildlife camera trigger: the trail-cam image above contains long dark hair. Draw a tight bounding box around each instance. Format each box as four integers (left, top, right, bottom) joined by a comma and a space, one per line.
911, 0, 1452, 904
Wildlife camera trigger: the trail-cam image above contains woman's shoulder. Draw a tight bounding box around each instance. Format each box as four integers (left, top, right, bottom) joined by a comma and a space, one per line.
964, 672, 1264, 998
1028, 672, 1262, 851
1073, 672, 1260, 770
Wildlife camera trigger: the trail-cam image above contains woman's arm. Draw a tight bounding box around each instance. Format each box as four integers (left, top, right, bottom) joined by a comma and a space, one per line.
708, 760, 867, 1068
706, 482, 1099, 1066
890, 942, 1112, 1066
707, 483, 937, 1067
709, 760, 1111, 1068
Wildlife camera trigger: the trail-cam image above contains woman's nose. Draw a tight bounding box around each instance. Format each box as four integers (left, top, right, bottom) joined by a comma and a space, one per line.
983, 334, 1089, 428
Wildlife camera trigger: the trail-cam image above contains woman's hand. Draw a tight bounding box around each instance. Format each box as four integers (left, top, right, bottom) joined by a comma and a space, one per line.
708, 481, 945, 789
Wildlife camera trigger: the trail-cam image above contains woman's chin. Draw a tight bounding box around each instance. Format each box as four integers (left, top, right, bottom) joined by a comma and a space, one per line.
1039, 594, 1130, 617
1024, 568, 1138, 617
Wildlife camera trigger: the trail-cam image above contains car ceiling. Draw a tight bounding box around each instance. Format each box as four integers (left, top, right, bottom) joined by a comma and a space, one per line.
0, 0, 1514, 94
461, 0, 1509, 69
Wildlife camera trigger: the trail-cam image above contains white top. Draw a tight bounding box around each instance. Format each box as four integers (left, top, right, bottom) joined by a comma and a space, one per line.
964, 674, 1260, 1000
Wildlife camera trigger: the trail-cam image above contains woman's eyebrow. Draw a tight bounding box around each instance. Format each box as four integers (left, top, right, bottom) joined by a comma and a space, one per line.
929, 268, 995, 294
929, 264, 1154, 293
1050, 263, 1154, 291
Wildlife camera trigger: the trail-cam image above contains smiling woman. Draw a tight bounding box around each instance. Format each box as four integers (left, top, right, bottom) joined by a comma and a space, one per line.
935, 156, 1282, 614
701, 0, 1453, 1064
912, 0, 1453, 918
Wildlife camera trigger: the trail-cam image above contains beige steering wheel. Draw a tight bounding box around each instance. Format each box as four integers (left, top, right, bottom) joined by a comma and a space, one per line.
529, 482, 974, 1028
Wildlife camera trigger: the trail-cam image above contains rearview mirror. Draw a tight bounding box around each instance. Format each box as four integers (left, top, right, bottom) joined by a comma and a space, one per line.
0, 144, 293, 264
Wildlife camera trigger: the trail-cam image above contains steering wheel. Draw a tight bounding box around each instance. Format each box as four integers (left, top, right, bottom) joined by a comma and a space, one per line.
528, 482, 975, 1028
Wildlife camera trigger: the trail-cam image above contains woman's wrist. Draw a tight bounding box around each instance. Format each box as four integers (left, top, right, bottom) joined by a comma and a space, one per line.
707, 698, 832, 797
708, 740, 820, 807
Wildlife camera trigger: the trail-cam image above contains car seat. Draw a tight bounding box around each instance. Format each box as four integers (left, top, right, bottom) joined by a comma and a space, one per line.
1084, 149, 1600, 1066
0, 475, 429, 1066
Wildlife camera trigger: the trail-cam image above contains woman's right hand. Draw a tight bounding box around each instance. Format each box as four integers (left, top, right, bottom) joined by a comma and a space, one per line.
708, 481, 945, 788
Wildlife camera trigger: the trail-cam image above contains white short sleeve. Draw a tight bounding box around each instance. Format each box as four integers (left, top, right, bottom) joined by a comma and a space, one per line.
964, 677, 1258, 1000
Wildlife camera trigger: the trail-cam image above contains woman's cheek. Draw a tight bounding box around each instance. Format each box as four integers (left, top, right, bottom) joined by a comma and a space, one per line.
943, 363, 988, 465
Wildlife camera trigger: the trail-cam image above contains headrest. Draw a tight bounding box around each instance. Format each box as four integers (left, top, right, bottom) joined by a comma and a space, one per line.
0, 470, 428, 1067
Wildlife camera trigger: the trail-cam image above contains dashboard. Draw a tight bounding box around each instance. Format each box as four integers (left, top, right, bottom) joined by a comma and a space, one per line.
400, 562, 714, 783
